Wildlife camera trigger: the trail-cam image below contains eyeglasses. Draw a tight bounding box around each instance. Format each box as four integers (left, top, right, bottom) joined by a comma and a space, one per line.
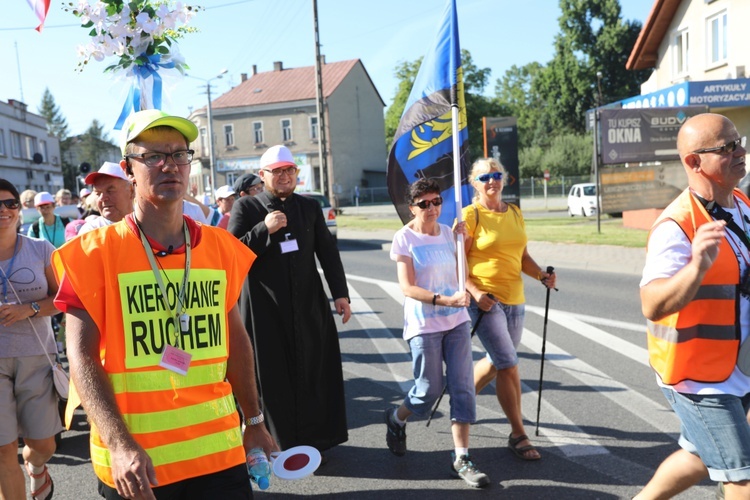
474, 172, 503, 183
691, 136, 746, 155
125, 149, 194, 167
0, 199, 20, 210
263, 167, 298, 178
411, 196, 443, 209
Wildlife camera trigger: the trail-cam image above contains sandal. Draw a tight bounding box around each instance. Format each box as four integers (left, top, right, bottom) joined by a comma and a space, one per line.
25, 462, 54, 500
508, 433, 541, 461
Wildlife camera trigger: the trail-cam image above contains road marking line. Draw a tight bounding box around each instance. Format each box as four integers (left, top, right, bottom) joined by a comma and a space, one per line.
527, 305, 649, 366
521, 328, 679, 436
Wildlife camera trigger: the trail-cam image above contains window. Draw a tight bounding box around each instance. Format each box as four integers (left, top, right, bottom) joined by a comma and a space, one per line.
10, 132, 22, 158
25, 136, 37, 160
226, 172, 239, 186
253, 121, 264, 144
0, 130, 5, 156
39, 140, 47, 163
199, 127, 207, 156
673, 29, 689, 77
707, 10, 727, 66
281, 118, 292, 142
224, 124, 234, 147
310, 116, 319, 140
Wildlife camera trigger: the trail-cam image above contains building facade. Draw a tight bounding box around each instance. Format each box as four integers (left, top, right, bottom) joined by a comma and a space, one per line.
188, 59, 386, 206
0, 99, 63, 193
626, 0, 750, 131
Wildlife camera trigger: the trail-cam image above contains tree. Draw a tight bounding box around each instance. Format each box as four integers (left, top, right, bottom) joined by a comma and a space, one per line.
39, 89, 76, 189
535, 0, 650, 134
384, 58, 422, 152
384, 49, 507, 162
494, 62, 545, 149
38, 88, 69, 140
79, 119, 115, 169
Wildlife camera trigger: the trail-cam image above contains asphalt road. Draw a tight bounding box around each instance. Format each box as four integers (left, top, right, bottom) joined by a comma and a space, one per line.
25, 237, 714, 499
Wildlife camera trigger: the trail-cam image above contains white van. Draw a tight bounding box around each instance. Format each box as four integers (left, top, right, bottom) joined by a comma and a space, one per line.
567, 183, 597, 217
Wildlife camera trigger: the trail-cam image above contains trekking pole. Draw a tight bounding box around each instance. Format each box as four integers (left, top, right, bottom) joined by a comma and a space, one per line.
535, 266, 556, 436
426, 293, 494, 427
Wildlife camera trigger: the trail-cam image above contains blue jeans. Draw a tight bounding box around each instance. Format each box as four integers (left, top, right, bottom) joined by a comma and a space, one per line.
404, 322, 476, 423
661, 387, 750, 482
469, 299, 525, 370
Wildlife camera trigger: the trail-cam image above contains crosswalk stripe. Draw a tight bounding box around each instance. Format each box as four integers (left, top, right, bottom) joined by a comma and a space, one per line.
527, 306, 649, 366
520, 328, 679, 435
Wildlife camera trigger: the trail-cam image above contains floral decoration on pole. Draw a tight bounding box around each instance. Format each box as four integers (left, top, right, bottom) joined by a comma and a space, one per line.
65, 1, 201, 129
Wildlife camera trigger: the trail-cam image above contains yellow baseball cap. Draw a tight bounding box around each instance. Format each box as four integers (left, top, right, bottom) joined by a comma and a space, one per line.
120, 109, 199, 155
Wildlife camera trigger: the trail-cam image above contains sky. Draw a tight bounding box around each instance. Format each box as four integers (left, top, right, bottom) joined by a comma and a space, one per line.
0, 0, 657, 137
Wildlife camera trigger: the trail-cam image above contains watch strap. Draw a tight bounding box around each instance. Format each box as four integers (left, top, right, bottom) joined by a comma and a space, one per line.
244, 412, 264, 426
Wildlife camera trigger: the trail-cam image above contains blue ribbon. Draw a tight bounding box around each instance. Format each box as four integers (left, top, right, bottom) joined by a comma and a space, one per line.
114, 53, 176, 130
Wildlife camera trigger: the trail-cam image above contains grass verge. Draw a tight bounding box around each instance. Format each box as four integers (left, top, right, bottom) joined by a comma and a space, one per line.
525, 217, 648, 248
338, 213, 648, 248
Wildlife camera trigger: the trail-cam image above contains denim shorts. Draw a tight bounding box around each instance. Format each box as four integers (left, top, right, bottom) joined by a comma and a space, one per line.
661, 387, 750, 482
469, 299, 525, 370
404, 321, 476, 423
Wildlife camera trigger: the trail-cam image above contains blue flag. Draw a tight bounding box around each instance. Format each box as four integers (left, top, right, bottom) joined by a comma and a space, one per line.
387, 0, 471, 226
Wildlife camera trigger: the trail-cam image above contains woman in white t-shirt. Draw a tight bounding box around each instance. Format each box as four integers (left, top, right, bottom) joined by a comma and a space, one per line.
383, 178, 489, 489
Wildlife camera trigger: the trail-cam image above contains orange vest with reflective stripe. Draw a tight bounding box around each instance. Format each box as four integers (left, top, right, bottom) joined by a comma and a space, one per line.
646, 188, 746, 385
52, 221, 255, 487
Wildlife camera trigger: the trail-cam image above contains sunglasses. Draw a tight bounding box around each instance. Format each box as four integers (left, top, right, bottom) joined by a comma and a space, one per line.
0, 199, 20, 210
411, 196, 443, 209
692, 136, 747, 155
474, 172, 503, 183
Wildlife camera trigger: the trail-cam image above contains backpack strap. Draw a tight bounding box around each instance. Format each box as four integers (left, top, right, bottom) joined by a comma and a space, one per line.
31, 220, 40, 239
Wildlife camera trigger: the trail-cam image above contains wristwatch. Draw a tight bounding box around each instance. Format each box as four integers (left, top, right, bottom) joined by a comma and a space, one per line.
29, 302, 41, 318
244, 412, 265, 427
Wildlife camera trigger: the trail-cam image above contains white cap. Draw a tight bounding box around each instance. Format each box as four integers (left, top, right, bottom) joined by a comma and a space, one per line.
80, 188, 92, 198
260, 145, 296, 170
34, 192, 55, 207
215, 185, 236, 200
85, 161, 129, 185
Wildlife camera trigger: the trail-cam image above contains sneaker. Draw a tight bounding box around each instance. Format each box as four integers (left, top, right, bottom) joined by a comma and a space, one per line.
451, 452, 490, 488
384, 407, 406, 456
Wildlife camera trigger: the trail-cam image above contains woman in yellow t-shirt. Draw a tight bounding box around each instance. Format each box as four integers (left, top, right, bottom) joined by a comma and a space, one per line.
463, 158, 556, 461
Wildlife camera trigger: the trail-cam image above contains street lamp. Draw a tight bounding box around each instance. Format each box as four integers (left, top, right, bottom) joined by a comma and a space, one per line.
189, 69, 227, 201
596, 71, 604, 107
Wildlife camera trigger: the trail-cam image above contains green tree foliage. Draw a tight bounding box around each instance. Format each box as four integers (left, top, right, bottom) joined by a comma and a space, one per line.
384, 49, 508, 162
79, 119, 115, 169
519, 133, 592, 178
38, 89, 76, 189
38, 88, 69, 140
536, 0, 650, 135
494, 62, 545, 149
384, 58, 422, 152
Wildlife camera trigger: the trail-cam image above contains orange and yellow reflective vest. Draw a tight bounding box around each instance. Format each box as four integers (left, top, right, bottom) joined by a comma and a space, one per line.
52, 219, 254, 487
646, 188, 748, 385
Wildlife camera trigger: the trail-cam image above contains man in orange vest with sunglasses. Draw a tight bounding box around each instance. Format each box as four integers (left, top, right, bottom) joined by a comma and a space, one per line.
637, 113, 750, 499
52, 109, 277, 499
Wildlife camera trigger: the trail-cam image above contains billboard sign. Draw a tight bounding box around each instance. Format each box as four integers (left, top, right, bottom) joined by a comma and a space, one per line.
599, 106, 707, 165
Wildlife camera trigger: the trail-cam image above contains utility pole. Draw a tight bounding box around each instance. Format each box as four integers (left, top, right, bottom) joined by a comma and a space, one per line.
312, 0, 332, 205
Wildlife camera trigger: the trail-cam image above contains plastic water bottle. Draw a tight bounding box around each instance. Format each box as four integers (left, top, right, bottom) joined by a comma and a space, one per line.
247, 447, 271, 490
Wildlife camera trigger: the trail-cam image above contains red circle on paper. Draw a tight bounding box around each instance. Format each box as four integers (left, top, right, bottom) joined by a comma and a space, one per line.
282, 453, 310, 471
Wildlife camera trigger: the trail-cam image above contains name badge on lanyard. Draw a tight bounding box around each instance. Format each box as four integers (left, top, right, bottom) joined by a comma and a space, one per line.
280, 233, 299, 254
139, 220, 193, 375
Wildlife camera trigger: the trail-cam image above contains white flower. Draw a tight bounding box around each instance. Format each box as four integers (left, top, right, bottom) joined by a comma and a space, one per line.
135, 12, 159, 34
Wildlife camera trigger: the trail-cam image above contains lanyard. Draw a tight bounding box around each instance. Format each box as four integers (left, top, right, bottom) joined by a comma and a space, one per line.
41, 216, 58, 246
1, 236, 20, 302
138, 221, 191, 343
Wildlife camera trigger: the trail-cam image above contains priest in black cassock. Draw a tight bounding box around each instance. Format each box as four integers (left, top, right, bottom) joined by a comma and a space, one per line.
228, 145, 351, 453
